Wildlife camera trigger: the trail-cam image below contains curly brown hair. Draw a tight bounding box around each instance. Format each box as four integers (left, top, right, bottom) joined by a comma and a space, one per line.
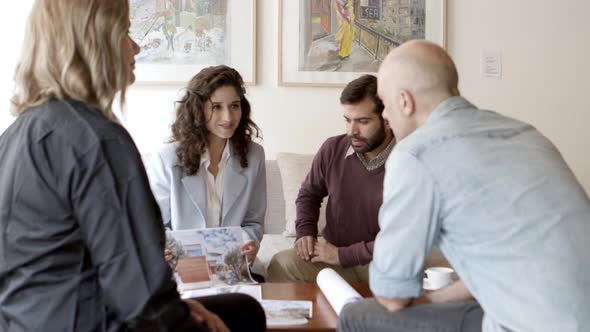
170, 65, 261, 175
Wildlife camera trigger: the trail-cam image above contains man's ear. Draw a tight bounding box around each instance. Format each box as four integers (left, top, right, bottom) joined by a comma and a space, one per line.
382, 117, 391, 129
399, 90, 415, 117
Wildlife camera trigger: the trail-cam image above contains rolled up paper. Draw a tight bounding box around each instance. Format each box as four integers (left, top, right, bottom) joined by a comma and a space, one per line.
317, 268, 362, 315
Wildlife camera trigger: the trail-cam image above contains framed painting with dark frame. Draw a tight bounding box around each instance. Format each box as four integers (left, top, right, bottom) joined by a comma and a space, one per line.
278, 0, 447, 87
131, 0, 257, 84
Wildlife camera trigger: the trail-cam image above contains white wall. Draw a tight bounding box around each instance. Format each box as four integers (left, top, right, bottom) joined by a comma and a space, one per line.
0, 2, 33, 133
447, 0, 590, 193
1, 0, 589, 193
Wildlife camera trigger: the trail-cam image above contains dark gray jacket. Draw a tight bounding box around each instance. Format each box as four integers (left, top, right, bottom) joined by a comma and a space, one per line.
0, 99, 198, 331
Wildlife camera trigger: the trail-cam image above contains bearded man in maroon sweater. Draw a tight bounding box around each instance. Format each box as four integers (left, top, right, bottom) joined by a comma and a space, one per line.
268, 75, 402, 282
268, 75, 448, 283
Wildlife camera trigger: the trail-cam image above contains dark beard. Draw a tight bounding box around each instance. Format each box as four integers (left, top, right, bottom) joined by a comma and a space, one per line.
348, 121, 387, 154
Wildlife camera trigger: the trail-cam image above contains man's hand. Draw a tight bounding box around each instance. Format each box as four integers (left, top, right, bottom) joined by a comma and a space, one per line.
240, 240, 258, 263
164, 248, 173, 263
294, 236, 316, 261
375, 296, 412, 312
413, 280, 473, 305
311, 241, 340, 265
184, 299, 230, 332
412, 290, 435, 305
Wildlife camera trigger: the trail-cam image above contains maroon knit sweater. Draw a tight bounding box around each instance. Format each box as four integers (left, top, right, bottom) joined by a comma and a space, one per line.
295, 134, 384, 268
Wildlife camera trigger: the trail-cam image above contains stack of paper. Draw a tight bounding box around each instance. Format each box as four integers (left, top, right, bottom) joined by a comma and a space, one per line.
260, 300, 313, 326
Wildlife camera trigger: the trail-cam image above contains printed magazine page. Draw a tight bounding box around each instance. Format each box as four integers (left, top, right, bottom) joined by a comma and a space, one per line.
194, 226, 257, 285
167, 227, 257, 294
165, 230, 212, 291
260, 300, 313, 326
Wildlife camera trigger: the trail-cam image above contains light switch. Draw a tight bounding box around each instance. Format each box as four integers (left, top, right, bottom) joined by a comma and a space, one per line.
481, 50, 502, 79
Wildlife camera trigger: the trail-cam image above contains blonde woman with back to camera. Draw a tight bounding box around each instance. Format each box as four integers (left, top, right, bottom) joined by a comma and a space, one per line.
0, 0, 265, 331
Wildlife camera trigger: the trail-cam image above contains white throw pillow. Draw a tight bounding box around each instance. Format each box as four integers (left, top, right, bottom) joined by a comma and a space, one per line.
276, 153, 327, 237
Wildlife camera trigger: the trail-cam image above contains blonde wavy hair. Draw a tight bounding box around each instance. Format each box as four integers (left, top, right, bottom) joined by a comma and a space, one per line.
11, 0, 131, 121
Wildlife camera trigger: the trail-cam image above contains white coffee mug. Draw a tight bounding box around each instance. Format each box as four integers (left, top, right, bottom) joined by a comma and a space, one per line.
425, 267, 454, 290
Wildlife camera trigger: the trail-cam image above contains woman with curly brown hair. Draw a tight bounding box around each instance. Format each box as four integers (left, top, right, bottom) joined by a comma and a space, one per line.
147, 65, 266, 272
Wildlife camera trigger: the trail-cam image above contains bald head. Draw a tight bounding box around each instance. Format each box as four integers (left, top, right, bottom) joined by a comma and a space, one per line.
377, 40, 459, 141
379, 40, 459, 106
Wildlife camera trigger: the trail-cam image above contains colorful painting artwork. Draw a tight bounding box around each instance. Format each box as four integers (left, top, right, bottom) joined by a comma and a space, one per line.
129, 0, 256, 83
300, 0, 427, 73
130, 0, 228, 66
279, 0, 445, 86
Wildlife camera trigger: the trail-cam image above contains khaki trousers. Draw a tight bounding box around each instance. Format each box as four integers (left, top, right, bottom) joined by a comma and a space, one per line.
267, 249, 369, 283
267, 246, 450, 283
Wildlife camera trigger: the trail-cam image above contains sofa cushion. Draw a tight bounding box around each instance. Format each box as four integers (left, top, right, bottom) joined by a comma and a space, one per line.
276, 153, 327, 237
258, 234, 295, 272
264, 160, 286, 234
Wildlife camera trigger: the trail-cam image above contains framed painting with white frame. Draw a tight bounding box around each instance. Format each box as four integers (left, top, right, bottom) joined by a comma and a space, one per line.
130, 0, 256, 85
278, 0, 447, 87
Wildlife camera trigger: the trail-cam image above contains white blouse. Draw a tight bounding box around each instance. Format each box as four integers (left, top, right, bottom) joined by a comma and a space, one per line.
201, 142, 231, 228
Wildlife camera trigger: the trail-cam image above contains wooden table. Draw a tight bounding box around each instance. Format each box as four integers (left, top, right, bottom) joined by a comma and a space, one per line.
262, 282, 372, 332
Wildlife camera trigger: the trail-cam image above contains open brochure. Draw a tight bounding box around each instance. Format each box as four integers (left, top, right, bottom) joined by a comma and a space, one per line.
166, 227, 257, 294
317, 268, 363, 315
260, 300, 313, 326
166, 230, 212, 291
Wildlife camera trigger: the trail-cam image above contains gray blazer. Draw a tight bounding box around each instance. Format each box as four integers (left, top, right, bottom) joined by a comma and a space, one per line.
0, 99, 196, 331
146, 141, 266, 244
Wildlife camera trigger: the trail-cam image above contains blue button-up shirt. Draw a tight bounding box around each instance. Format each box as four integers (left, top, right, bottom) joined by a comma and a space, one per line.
371, 97, 590, 332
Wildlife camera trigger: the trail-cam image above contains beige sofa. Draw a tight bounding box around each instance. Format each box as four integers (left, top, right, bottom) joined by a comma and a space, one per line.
258, 153, 327, 272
